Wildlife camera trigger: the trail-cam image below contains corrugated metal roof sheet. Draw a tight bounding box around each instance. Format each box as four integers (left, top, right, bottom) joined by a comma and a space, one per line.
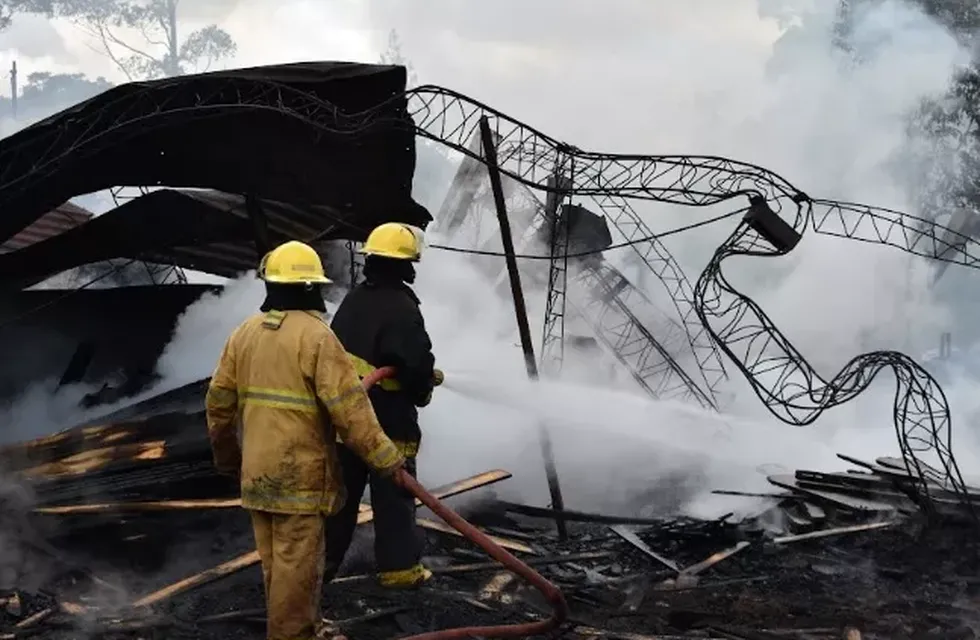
0, 203, 93, 254
0, 191, 361, 285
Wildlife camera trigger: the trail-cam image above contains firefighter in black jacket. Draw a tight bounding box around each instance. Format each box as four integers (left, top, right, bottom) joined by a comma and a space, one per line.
326, 222, 444, 589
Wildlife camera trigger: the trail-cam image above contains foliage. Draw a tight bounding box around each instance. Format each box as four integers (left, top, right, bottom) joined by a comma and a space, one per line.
900, 0, 980, 219
20, 70, 112, 102
833, 0, 980, 220
379, 29, 418, 88
3, 0, 236, 79
909, 0, 980, 34
1, 71, 112, 123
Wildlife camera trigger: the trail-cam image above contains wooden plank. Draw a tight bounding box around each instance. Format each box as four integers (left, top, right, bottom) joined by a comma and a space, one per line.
14, 601, 88, 629
22, 441, 167, 480
772, 520, 897, 544
798, 469, 965, 506
37, 469, 512, 516
793, 478, 919, 511
802, 502, 826, 521
836, 453, 878, 470
415, 517, 535, 554
836, 453, 976, 499
130, 469, 513, 607
329, 551, 611, 585
36, 498, 242, 515
679, 541, 750, 577
609, 525, 679, 572
768, 475, 898, 513
876, 456, 980, 495
132, 550, 260, 607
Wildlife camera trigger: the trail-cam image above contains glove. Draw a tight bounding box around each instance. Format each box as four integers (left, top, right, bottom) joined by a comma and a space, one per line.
432, 368, 445, 387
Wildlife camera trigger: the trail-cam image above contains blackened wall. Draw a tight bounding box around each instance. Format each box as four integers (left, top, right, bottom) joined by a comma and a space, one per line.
0, 285, 216, 402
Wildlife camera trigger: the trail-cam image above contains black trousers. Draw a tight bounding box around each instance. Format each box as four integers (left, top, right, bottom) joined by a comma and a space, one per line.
324, 445, 423, 580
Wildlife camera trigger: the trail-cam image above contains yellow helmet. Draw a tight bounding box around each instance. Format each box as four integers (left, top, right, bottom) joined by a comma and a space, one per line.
258, 240, 331, 284
360, 222, 425, 261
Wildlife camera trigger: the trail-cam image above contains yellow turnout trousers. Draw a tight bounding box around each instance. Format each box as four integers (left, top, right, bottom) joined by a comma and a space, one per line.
249, 510, 326, 640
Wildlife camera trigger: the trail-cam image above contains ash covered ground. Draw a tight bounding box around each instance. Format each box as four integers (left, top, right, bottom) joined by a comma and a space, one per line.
2, 469, 980, 640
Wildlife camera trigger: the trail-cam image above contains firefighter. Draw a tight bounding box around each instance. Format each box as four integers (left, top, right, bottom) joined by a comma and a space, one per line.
205, 240, 406, 640
325, 222, 444, 589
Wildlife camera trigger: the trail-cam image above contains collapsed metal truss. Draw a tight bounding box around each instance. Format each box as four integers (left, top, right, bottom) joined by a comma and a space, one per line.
433, 145, 721, 409
108, 186, 188, 285
696, 195, 980, 516
571, 260, 715, 406
411, 86, 980, 512
5, 78, 980, 512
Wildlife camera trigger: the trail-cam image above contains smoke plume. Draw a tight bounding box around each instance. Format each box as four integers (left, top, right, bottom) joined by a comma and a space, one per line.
3, 0, 980, 520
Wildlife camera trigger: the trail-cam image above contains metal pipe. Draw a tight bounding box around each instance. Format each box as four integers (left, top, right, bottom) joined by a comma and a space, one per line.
478, 116, 568, 540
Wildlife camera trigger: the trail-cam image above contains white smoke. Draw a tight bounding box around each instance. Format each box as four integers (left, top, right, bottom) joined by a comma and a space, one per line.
153, 272, 266, 388
4, 1, 980, 519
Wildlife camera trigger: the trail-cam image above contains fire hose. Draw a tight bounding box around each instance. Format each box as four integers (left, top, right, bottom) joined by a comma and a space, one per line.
361, 366, 569, 639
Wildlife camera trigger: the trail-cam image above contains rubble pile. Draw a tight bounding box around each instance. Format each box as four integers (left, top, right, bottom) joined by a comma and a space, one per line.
0, 417, 978, 640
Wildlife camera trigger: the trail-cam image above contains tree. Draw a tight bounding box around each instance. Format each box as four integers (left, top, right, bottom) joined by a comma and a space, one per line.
1, 71, 112, 123
379, 29, 418, 88
373, 29, 454, 209
833, 0, 980, 220
7, 0, 236, 80
21, 70, 112, 104
0, 0, 38, 31
898, 0, 980, 220
906, 0, 980, 35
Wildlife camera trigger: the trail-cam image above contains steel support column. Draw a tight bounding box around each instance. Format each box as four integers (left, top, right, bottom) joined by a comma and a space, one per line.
479, 116, 567, 540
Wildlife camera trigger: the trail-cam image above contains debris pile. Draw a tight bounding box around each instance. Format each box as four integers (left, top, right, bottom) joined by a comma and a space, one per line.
1, 411, 979, 640
738, 453, 978, 530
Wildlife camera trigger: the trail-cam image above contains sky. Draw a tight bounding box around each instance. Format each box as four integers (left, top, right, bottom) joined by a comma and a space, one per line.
0, 0, 782, 150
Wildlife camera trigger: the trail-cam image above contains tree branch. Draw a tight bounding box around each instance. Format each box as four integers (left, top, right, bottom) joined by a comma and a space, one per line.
138, 21, 165, 47
154, 9, 169, 48
71, 20, 133, 81
99, 20, 159, 64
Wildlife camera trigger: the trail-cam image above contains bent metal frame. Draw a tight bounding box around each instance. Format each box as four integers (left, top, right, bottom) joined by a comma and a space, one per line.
2, 76, 980, 517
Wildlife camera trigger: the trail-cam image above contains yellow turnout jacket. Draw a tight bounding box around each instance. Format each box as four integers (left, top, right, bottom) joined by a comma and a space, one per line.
205, 309, 404, 515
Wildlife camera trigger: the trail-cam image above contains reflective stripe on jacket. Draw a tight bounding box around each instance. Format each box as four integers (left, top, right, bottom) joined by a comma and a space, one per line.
205, 309, 404, 515
336, 354, 420, 456
348, 354, 401, 392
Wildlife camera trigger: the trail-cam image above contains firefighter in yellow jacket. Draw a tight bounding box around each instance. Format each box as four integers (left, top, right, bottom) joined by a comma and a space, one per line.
205, 240, 405, 640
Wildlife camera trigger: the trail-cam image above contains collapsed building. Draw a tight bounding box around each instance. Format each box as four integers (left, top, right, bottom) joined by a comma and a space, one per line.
1, 61, 980, 638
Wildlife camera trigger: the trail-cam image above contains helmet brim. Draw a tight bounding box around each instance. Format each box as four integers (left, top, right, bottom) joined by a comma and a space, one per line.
359, 248, 421, 262
263, 274, 332, 284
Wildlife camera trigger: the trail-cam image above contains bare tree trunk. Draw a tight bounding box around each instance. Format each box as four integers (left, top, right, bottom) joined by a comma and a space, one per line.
166, 0, 179, 76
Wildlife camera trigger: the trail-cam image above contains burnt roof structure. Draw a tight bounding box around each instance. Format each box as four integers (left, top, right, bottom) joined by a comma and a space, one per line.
0, 202, 93, 254
0, 189, 373, 284
0, 61, 431, 248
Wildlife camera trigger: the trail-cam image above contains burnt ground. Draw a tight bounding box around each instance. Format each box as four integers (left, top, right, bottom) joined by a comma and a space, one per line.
1, 405, 978, 640
2, 493, 980, 640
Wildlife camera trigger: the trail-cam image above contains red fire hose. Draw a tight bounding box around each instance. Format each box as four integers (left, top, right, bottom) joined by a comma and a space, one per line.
361, 367, 569, 639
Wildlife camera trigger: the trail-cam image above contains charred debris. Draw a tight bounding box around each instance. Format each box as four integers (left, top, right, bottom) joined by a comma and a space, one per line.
1, 423, 978, 640
1, 61, 980, 639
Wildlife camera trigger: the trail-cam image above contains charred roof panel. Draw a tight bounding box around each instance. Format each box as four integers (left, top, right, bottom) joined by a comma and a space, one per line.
0, 203, 94, 254
0, 61, 431, 245
0, 189, 371, 284
0, 284, 217, 405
